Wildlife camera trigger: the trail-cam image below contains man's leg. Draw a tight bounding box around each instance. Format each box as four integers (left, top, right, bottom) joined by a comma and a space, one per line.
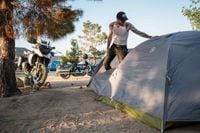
103, 45, 116, 70
116, 46, 128, 63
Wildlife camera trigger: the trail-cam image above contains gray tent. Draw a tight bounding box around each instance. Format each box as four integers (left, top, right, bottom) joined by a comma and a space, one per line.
89, 31, 200, 132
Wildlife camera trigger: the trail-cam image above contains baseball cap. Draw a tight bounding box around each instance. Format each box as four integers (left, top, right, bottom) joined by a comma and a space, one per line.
116, 11, 128, 21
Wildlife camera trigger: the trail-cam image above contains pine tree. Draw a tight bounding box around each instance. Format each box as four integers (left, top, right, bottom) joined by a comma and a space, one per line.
79, 21, 107, 64
182, 0, 200, 30
0, 0, 83, 97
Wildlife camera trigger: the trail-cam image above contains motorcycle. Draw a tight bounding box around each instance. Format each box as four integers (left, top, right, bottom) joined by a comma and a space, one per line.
18, 40, 55, 86
56, 60, 95, 79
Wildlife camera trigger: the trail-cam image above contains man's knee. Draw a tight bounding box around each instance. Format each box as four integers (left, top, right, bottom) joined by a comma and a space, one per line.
119, 54, 127, 62
118, 48, 128, 62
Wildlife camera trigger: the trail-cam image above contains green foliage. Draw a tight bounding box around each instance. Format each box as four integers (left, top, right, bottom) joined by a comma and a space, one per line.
89, 47, 105, 57
182, 0, 200, 30
78, 21, 107, 62
61, 39, 82, 64
60, 56, 69, 65
79, 21, 107, 46
14, 0, 83, 41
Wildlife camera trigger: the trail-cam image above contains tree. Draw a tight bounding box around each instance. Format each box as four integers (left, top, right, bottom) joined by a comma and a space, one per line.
182, 0, 200, 30
78, 21, 107, 64
89, 47, 105, 63
0, 0, 83, 97
67, 39, 82, 64
0, 0, 19, 97
60, 56, 69, 65
61, 39, 82, 64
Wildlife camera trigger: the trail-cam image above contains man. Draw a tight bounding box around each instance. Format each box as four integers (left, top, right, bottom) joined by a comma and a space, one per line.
104, 11, 154, 70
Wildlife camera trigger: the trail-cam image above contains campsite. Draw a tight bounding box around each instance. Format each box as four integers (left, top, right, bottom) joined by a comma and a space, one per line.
0, 72, 199, 133
89, 31, 200, 132
1, 31, 200, 133
0, 0, 200, 133
0, 74, 159, 133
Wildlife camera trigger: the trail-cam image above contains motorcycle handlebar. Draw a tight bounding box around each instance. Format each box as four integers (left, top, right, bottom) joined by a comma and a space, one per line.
31, 43, 56, 51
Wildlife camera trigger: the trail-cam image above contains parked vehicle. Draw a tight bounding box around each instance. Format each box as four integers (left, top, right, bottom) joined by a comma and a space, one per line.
48, 60, 61, 71
56, 60, 95, 79
18, 40, 55, 86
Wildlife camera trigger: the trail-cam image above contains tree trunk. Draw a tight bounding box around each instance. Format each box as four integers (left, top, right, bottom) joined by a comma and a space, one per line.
0, 0, 21, 97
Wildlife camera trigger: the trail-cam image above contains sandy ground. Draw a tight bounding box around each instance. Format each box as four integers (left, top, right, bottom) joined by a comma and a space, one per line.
0, 73, 158, 133
0, 72, 199, 133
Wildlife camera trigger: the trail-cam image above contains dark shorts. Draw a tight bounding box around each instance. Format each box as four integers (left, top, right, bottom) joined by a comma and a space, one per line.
104, 43, 128, 70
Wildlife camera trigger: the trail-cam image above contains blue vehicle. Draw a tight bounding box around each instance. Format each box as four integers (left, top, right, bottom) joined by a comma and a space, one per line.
56, 60, 95, 79
48, 60, 61, 71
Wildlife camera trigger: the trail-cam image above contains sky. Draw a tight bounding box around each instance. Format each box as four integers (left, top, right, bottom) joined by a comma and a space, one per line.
16, 0, 192, 55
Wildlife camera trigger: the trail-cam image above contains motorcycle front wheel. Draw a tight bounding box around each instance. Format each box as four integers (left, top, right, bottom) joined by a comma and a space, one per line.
31, 63, 48, 86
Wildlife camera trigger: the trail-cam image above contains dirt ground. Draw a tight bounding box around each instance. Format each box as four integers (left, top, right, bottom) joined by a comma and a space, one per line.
0, 73, 159, 133
0, 73, 199, 133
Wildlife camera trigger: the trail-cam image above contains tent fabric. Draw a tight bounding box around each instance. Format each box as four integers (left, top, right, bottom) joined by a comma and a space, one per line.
89, 31, 200, 130
165, 32, 200, 122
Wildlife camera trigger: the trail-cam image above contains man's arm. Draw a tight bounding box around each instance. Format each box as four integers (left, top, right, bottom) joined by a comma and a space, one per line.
132, 29, 152, 39
128, 23, 152, 39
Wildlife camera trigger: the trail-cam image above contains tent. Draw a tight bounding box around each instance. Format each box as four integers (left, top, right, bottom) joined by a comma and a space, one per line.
88, 31, 200, 132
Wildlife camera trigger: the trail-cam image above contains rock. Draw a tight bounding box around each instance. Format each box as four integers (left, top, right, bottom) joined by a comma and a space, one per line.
16, 77, 24, 87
